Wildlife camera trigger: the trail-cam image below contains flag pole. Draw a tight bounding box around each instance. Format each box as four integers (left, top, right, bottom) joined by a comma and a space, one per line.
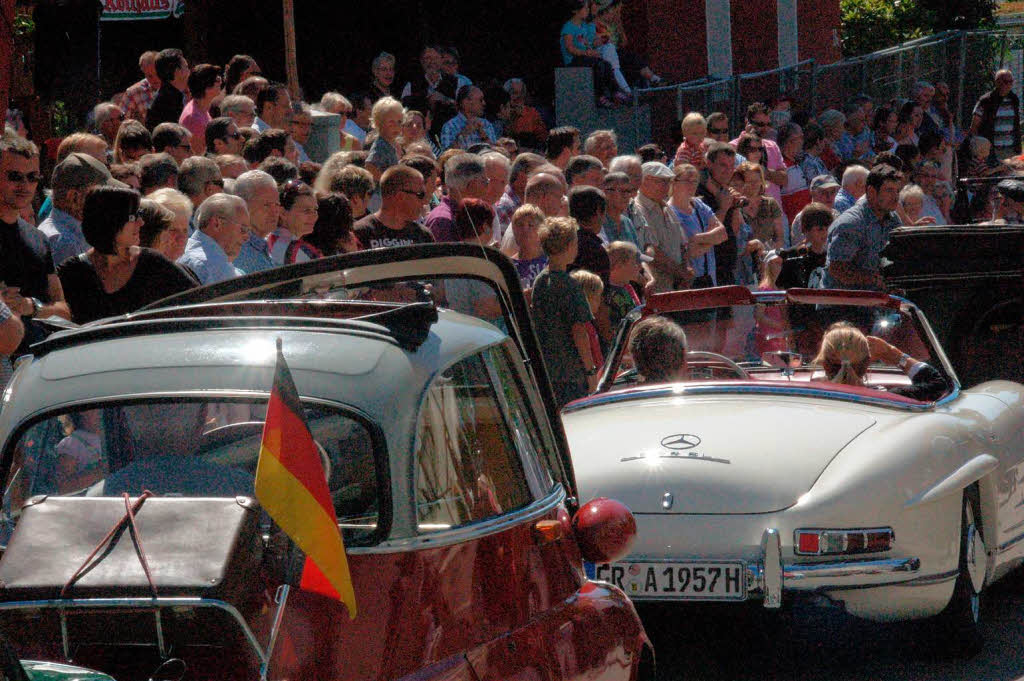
260, 583, 291, 681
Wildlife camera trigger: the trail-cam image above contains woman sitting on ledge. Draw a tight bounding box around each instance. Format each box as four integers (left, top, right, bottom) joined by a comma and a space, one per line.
814, 322, 947, 402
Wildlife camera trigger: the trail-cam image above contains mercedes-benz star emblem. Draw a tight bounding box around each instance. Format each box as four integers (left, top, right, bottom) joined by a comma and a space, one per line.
661, 434, 701, 450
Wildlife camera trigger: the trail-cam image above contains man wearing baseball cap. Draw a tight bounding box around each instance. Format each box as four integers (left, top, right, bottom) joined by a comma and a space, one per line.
38, 152, 127, 267
791, 175, 840, 244
634, 161, 693, 293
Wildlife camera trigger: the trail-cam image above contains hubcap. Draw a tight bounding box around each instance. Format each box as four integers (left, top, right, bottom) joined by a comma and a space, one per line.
965, 504, 987, 600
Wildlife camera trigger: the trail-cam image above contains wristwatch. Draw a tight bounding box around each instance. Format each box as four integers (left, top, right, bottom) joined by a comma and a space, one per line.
26, 297, 42, 318
897, 353, 913, 371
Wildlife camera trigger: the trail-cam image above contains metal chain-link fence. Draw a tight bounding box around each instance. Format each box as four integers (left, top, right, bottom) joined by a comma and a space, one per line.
632, 29, 1024, 152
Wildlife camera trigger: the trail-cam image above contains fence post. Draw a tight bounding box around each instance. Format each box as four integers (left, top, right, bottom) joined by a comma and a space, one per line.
957, 31, 967, 132
731, 75, 741, 136
633, 89, 640, 154
940, 35, 948, 86
808, 59, 817, 114
675, 85, 683, 122
1000, 32, 1008, 71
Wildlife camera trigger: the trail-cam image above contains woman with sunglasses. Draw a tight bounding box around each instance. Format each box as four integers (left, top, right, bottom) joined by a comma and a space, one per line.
267, 180, 323, 265
56, 186, 195, 324
179, 64, 224, 156
735, 132, 765, 166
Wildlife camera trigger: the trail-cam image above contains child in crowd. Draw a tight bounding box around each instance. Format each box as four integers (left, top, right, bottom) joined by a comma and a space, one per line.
570, 269, 605, 369
531, 217, 599, 407
510, 205, 548, 291
567, 185, 611, 284
603, 241, 647, 342
673, 112, 709, 169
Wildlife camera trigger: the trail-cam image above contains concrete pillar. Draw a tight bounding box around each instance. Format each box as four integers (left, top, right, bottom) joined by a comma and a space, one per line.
778, 0, 799, 67
705, 0, 733, 78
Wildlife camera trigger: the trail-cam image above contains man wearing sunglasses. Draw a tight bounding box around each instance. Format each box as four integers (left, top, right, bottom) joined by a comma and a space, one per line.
354, 165, 434, 250
205, 117, 244, 156
0, 138, 71, 327
94, 103, 126, 147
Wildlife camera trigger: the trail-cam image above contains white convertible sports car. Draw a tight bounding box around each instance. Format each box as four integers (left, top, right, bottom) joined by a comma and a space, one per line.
563, 286, 1024, 654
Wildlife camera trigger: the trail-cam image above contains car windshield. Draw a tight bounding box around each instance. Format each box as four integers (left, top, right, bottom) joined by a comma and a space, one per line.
1, 399, 381, 546
611, 299, 950, 399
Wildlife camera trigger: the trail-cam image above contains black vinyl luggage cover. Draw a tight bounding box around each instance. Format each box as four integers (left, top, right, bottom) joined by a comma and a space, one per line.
0, 495, 262, 601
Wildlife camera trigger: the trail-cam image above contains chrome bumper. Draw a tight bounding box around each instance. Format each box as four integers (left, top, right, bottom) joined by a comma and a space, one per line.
752, 528, 921, 609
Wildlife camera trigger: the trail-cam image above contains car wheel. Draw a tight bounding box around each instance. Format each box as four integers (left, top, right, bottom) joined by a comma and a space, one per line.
933, 490, 986, 657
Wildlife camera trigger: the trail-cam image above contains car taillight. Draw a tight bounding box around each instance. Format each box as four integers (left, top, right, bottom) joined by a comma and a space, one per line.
793, 528, 894, 556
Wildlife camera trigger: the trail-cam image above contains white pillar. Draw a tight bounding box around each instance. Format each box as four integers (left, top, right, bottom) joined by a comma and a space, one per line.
778, 0, 799, 67
705, 0, 733, 79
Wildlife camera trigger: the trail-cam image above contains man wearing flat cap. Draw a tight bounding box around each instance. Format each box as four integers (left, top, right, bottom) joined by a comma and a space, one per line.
38, 153, 128, 268
989, 179, 1024, 224
634, 161, 693, 293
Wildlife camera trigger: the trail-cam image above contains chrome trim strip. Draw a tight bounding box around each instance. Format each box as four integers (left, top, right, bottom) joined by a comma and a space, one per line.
564, 384, 942, 413
782, 556, 920, 582
997, 527, 1024, 554
354, 485, 566, 554
0, 597, 267, 664
761, 529, 782, 608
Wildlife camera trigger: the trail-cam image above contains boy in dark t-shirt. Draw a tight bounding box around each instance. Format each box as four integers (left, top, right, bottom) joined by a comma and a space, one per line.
530, 217, 597, 408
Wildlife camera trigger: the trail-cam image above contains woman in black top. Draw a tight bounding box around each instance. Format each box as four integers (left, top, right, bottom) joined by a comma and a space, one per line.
57, 186, 196, 325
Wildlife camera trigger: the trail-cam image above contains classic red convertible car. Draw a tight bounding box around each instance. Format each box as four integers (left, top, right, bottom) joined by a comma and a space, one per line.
0, 246, 652, 681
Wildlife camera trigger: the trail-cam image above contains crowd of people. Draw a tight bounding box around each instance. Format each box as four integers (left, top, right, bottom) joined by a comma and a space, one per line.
1, 38, 1021, 404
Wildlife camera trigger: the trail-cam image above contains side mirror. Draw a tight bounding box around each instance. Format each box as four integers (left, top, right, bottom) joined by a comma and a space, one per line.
571, 497, 637, 564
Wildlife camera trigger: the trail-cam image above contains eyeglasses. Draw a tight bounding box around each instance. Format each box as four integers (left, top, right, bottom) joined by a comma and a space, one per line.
709, 127, 729, 134
207, 179, 224, 188
400, 188, 427, 199
176, 142, 192, 151
5, 171, 41, 184
752, 119, 772, 128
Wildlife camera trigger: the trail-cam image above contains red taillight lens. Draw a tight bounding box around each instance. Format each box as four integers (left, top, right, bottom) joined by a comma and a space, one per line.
797, 531, 820, 555
794, 528, 893, 556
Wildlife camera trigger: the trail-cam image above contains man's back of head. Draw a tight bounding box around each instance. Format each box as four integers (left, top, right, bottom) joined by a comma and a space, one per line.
565, 154, 605, 187
139, 152, 180, 195
444, 153, 486, 200
154, 48, 184, 86
178, 155, 223, 202
547, 126, 579, 163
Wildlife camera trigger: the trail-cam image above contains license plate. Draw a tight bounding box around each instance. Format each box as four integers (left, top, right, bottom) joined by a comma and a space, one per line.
593, 561, 747, 600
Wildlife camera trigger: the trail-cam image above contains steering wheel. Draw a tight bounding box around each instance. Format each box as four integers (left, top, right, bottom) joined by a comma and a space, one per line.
687, 351, 750, 380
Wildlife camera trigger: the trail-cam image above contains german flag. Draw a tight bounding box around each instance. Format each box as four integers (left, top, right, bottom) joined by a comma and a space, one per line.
255, 340, 357, 618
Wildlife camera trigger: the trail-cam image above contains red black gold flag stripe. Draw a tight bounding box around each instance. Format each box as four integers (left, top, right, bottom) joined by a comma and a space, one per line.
255, 341, 357, 618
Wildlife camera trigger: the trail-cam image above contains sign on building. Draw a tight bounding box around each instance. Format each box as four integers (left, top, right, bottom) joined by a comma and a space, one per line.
101, 0, 185, 22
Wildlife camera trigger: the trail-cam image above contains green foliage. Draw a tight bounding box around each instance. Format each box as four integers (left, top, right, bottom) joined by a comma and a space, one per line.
840, 0, 996, 56
12, 13, 34, 39
51, 101, 75, 139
